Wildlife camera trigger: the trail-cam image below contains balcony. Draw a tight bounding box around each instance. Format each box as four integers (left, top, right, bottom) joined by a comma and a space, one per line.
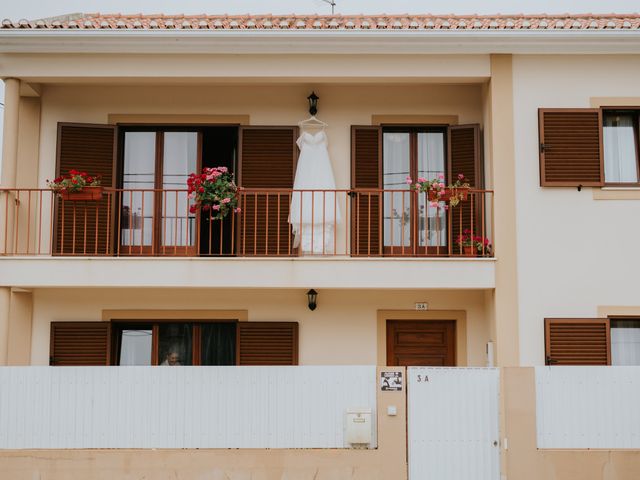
0, 188, 493, 258
0, 188, 495, 289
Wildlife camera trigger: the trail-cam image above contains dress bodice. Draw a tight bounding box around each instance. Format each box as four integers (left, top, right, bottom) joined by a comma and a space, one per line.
296, 130, 328, 149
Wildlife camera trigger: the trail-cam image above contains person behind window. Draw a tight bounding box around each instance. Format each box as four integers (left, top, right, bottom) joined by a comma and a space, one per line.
160, 348, 182, 366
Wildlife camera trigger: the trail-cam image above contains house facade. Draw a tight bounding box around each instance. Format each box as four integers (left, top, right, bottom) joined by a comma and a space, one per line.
0, 13, 639, 480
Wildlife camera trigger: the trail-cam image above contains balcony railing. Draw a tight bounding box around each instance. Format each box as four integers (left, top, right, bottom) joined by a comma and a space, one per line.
0, 188, 493, 257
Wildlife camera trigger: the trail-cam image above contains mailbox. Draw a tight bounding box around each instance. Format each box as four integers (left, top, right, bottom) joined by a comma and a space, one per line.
345, 408, 372, 447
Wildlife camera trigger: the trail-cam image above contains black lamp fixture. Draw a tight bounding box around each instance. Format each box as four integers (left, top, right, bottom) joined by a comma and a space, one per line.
307, 91, 319, 116
307, 289, 318, 311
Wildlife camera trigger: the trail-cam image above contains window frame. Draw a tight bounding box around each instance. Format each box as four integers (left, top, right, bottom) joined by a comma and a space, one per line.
110, 319, 238, 366
381, 124, 449, 255
601, 107, 640, 187
545, 316, 640, 366
116, 126, 204, 256
609, 315, 640, 366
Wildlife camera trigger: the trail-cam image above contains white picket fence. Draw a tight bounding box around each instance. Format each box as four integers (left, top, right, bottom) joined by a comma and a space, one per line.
536, 366, 640, 449
0, 366, 377, 449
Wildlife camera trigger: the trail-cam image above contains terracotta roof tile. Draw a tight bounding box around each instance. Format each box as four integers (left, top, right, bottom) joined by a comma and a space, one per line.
2, 13, 640, 30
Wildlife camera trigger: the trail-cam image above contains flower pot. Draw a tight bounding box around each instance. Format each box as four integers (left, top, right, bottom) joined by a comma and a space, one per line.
459, 245, 491, 257
462, 245, 477, 256
428, 187, 469, 203
58, 186, 103, 201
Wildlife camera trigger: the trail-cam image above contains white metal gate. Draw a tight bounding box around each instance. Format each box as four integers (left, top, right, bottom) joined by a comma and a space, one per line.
408, 367, 500, 480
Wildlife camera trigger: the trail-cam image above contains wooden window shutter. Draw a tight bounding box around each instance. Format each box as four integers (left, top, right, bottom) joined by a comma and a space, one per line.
237, 322, 299, 365
54, 123, 116, 255
238, 127, 297, 256
50, 321, 111, 366
545, 318, 611, 366
448, 124, 482, 244
448, 124, 482, 188
351, 126, 382, 256
538, 109, 604, 187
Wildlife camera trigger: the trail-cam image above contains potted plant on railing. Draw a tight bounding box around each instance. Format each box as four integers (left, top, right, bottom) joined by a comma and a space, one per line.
47, 170, 103, 201
409, 173, 470, 207
187, 167, 241, 220
455, 229, 492, 256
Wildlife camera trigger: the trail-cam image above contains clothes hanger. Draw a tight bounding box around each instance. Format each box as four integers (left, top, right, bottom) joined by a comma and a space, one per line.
298, 115, 328, 129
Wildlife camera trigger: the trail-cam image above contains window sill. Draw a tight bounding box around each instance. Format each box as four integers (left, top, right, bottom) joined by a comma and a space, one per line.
593, 187, 640, 200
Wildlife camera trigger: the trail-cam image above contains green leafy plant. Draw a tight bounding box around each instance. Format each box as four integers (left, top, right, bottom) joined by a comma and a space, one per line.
187, 167, 240, 221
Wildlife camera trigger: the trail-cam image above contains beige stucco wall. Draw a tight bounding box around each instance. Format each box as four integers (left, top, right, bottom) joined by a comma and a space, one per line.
503, 368, 640, 480
35, 83, 483, 190
28, 287, 491, 367
0, 53, 491, 83
488, 55, 519, 367
16, 96, 40, 188
511, 54, 640, 366
6, 289, 32, 365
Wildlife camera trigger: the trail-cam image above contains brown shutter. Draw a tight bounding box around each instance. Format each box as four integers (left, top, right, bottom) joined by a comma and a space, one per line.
54, 123, 116, 255
237, 322, 299, 365
545, 318, 611, 365
351, 126, 382, 256
238, 127, 297, 256
449, 124, 482, 188
539, 109, 604, 187
50, 321, 110, 366
448, 124, 482, 244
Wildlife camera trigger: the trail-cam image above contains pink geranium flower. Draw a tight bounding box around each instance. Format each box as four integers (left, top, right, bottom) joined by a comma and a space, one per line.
186, 166, 239, 220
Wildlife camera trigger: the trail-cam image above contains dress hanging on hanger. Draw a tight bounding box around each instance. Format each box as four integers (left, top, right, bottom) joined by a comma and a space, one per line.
289, 116, 341, 254
297, 115, 328, 129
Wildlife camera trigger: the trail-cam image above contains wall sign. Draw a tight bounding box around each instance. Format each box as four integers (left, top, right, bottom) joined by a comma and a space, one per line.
380, 371, 403, 391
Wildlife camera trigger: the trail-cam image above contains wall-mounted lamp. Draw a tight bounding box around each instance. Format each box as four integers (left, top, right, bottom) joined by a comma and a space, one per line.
307, 91, 319, 116
307, 289, 318, 311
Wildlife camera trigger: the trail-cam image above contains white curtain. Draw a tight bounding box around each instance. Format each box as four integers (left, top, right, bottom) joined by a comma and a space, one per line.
119, 329, 152, 366
417, 132, 447, 247
603, 114, 638, 183
383, 133, 411, 247
611, 321, 640, 366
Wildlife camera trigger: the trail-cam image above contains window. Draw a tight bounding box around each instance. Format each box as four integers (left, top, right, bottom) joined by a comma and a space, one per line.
50, 320, 299, 366
382, 127, 448, 253
611, 318, 640, 365
352, 124, 482, 256
112, 321, 236, 366
120, 129, 200, 255
538, 108, 640, 187
545, 317, 640, 366
118, 126, 240, 256
603, 111, 640, 184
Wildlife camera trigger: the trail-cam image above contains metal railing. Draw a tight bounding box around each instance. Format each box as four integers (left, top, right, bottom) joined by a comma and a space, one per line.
0, 188, 494, 257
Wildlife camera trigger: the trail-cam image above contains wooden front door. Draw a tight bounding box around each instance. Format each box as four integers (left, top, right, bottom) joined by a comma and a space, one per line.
386, 320, 456, 366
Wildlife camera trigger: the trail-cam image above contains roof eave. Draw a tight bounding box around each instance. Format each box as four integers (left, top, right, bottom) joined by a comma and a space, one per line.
1, 29, 640, 55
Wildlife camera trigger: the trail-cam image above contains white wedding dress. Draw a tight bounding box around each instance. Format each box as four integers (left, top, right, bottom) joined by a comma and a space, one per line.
289, 130, 341, 254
